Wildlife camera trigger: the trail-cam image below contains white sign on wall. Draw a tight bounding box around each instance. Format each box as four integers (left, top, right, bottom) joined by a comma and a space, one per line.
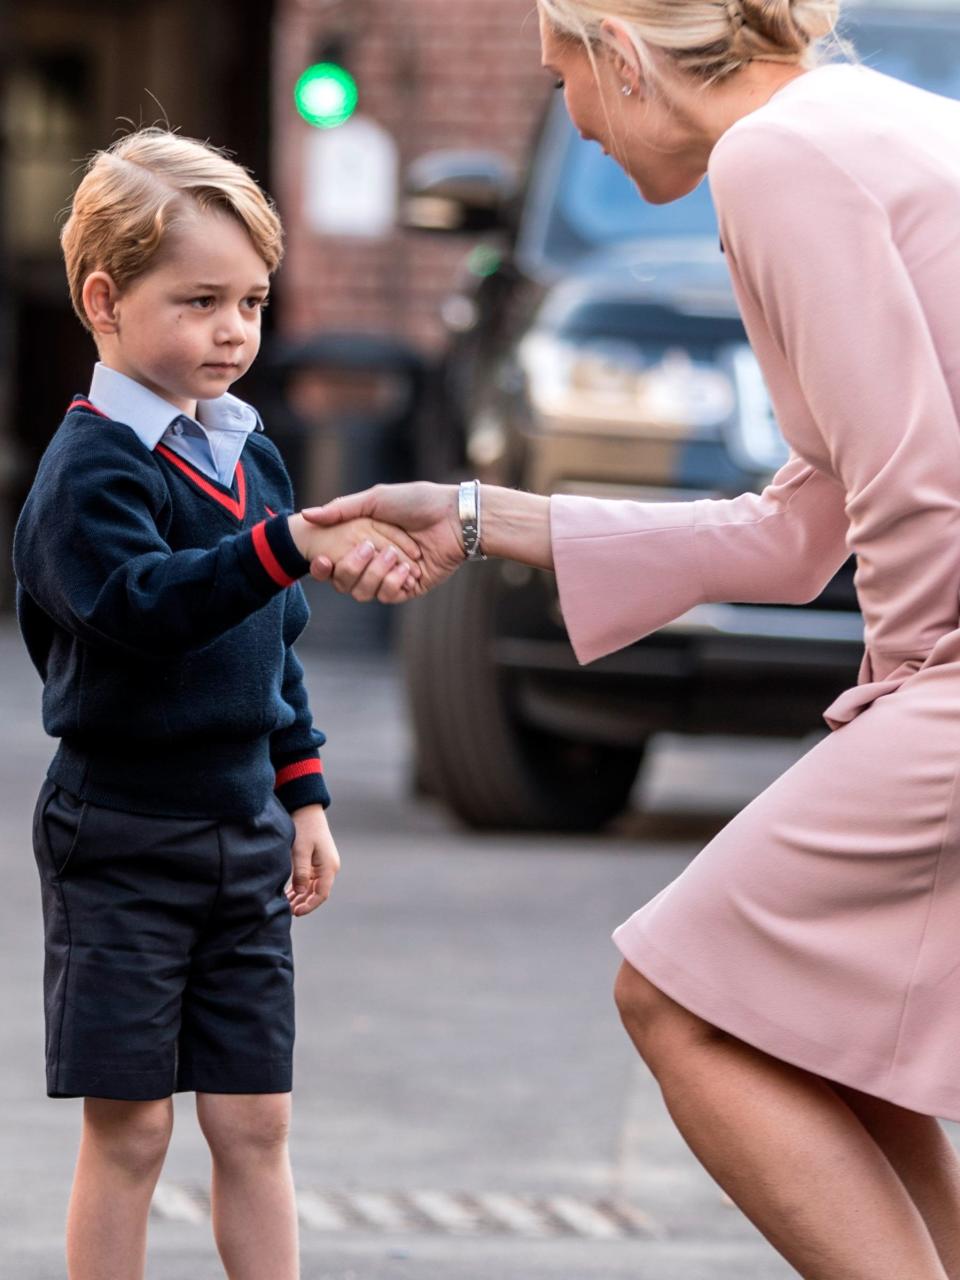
303, 116, 399, 239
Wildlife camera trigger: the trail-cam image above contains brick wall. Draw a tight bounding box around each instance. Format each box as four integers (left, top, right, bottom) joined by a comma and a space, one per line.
273, 0, 551, 351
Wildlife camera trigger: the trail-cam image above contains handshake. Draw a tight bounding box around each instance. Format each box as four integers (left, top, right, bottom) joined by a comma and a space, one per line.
286, 481, 467, 604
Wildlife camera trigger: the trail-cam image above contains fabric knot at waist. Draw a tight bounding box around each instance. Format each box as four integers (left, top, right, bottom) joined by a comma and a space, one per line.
823, 630, 960, 730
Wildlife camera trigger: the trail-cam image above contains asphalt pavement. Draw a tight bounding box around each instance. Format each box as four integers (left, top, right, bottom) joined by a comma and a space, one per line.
0, 615, 830, 1279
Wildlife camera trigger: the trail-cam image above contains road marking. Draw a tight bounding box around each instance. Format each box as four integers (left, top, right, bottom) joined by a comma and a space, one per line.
150, 1183, 206, 1225
406, 1189, 483, 1234
350, 1191, 414, 1231
151, 1182, 664, 1239
602, 1197, 667, 1240
544, 1195, 625, 1240
296, 1190, 350, 1232
472, 1192, 553, 1236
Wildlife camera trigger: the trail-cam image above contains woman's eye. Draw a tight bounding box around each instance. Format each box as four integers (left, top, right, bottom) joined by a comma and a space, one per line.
554, 78, 565, 90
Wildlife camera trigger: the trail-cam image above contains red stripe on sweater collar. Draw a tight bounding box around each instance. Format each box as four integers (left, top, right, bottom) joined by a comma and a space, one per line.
69, 396, 248, 521
69, 397, 108, 418
155, 443, 247, 521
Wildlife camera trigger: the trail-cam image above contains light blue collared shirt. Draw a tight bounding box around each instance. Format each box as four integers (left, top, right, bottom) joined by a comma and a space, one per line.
88, 363, 262, 487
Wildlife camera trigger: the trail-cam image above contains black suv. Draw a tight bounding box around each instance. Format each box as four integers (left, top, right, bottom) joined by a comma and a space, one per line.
401, 3, 960, 831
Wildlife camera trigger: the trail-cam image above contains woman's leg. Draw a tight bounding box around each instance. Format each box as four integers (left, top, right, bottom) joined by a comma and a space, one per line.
828, 1081, 960, 1279
66, 1096, 174, 1280
196, 1092, 299, 1280
614, 961, 948, 1280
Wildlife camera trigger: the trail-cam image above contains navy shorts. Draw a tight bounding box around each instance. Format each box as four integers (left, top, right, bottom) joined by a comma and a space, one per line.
32, 779, 297, 1100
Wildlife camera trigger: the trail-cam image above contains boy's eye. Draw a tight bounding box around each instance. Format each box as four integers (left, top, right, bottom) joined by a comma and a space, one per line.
245, 296, 269, 310
190, 296, 215, 309
554, 78, 565, 90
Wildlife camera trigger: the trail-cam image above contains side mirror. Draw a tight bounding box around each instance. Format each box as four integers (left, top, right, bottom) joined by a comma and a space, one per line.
402, 150, 518, 234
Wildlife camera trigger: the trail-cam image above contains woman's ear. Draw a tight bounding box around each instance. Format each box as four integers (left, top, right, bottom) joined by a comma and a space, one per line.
81, 271, 122, 336
599, 17, 643, 95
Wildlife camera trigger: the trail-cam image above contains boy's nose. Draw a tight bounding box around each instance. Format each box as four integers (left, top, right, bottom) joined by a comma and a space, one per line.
216, 318, 245, 344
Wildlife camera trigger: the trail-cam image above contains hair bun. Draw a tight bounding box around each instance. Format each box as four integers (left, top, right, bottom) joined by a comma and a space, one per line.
539, 0, 847, 88
737, 0, 839, 57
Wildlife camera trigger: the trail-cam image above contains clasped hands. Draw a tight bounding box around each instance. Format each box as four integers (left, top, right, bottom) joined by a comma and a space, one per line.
287, 481, 465, 604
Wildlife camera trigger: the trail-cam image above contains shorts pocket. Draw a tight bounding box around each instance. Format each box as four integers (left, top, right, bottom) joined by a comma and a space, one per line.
34, 785, 89, 879
270, 792, 297, 845
31, 780, 55, 856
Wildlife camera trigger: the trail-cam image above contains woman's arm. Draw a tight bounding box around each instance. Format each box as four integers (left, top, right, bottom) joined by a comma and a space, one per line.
302, 463, 850, 670
550, 456, 849, 663
479, 486, 552, 567
302, 482, 553, 595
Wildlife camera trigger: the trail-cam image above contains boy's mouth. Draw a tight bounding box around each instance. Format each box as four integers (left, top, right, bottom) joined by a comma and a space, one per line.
203, 363, 239, 371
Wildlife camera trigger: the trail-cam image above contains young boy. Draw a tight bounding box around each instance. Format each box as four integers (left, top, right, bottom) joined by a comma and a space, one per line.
13, 128, 419, 1280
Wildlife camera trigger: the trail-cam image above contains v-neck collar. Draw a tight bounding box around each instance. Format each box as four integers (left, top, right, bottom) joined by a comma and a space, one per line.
67, 395, 249, 521
155, 442, 247, 521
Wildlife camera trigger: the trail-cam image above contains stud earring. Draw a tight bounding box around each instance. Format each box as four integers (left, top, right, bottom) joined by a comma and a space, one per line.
621, 84, 633, 96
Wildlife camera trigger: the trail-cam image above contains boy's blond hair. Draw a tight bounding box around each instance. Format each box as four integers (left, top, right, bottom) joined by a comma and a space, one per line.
61, 128, 284, 330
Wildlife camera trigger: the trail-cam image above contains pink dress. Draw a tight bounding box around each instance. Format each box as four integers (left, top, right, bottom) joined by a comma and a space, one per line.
550, 63, 960, 1120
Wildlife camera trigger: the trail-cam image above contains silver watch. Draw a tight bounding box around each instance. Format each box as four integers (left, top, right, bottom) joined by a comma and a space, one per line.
458, 479, 487, 560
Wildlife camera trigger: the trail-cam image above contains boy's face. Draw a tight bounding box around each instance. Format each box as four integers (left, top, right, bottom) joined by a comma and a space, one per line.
91, 206, 271, 416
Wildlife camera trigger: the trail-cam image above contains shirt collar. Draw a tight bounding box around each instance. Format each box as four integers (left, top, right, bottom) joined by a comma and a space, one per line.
88, 363, 262, 449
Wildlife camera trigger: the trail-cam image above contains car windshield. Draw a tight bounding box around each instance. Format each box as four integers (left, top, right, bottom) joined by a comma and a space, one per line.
535, 12, 960, 265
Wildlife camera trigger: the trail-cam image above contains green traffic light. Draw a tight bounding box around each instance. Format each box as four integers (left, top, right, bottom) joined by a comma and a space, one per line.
294, 63, 358, 129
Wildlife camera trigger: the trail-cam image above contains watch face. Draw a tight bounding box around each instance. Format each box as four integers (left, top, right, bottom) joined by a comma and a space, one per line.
459, 480, 480, 557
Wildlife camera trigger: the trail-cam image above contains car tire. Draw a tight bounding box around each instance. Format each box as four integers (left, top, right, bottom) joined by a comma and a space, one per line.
400, 561, 645, 831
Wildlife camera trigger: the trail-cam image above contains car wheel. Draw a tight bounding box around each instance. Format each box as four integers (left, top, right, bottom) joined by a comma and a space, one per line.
400, 561, 645, 831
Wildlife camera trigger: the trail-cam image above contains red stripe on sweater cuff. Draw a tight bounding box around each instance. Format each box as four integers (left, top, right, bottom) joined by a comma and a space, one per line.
275, 758, 324, 789
252, 520, 296, 588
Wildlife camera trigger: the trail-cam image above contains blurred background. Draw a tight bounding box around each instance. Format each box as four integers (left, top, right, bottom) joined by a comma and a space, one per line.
3, 3, 960, 1275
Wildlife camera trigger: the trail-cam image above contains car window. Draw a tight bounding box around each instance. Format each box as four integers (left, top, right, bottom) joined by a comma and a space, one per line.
853, 10, 960, 98
528, 12, 960, 269
560, 145, 716, 247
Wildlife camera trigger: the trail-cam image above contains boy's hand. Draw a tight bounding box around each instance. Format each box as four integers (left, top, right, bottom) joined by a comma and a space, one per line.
288, 514, 422, 601
302, 484, 464, 600
285, 804, 340, 917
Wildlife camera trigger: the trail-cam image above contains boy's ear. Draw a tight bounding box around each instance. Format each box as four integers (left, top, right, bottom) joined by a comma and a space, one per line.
82, 272, 122, 336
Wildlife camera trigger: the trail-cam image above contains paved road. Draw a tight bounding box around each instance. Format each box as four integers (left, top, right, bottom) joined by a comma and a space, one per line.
0, 618, 831, 1278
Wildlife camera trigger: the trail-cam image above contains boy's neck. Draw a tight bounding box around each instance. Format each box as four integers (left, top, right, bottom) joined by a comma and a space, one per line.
96, 356, 197, 419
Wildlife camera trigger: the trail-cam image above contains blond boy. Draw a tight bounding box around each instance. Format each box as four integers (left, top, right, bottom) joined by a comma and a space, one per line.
13, 128, 418, 1280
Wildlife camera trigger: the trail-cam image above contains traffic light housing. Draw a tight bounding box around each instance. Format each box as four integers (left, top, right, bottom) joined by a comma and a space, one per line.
294, 35, 358, 130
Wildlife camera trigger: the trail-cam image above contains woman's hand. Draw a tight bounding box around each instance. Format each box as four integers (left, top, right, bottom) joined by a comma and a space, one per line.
288, 513, 422, 603
303, 483, 464, 600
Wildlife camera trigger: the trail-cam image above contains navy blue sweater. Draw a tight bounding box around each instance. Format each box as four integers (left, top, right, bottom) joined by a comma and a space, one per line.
13, 398, 331, 819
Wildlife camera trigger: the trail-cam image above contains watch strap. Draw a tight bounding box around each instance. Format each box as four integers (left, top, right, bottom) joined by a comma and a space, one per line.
458, 479, 486, 560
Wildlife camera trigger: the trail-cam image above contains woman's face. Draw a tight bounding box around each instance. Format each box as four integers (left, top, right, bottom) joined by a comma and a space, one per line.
538, 11, 713, 205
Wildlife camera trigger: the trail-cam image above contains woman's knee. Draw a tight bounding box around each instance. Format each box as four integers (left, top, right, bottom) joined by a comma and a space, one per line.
82, 1096, 174, 1179
614, 960, 672, 1034
613, 961, 726, 1060
197, 1092, 292, 1165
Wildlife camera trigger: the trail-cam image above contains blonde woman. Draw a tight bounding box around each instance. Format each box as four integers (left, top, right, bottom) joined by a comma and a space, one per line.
305, 2, 960, 1275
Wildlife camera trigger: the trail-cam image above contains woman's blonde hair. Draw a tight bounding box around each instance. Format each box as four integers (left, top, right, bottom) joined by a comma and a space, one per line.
61, 128, 284, 330
539, 0, 848, 89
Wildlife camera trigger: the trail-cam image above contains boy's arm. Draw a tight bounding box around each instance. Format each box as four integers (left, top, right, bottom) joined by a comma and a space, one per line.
270, 589, 337, 915
14, 443, 416, 659
286, 803, 340, 916
270, 629, 331, 813
14, 444, 309, 658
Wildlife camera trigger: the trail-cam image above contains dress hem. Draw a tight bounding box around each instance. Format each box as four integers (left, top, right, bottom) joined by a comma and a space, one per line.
613, 922, 960, 1124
